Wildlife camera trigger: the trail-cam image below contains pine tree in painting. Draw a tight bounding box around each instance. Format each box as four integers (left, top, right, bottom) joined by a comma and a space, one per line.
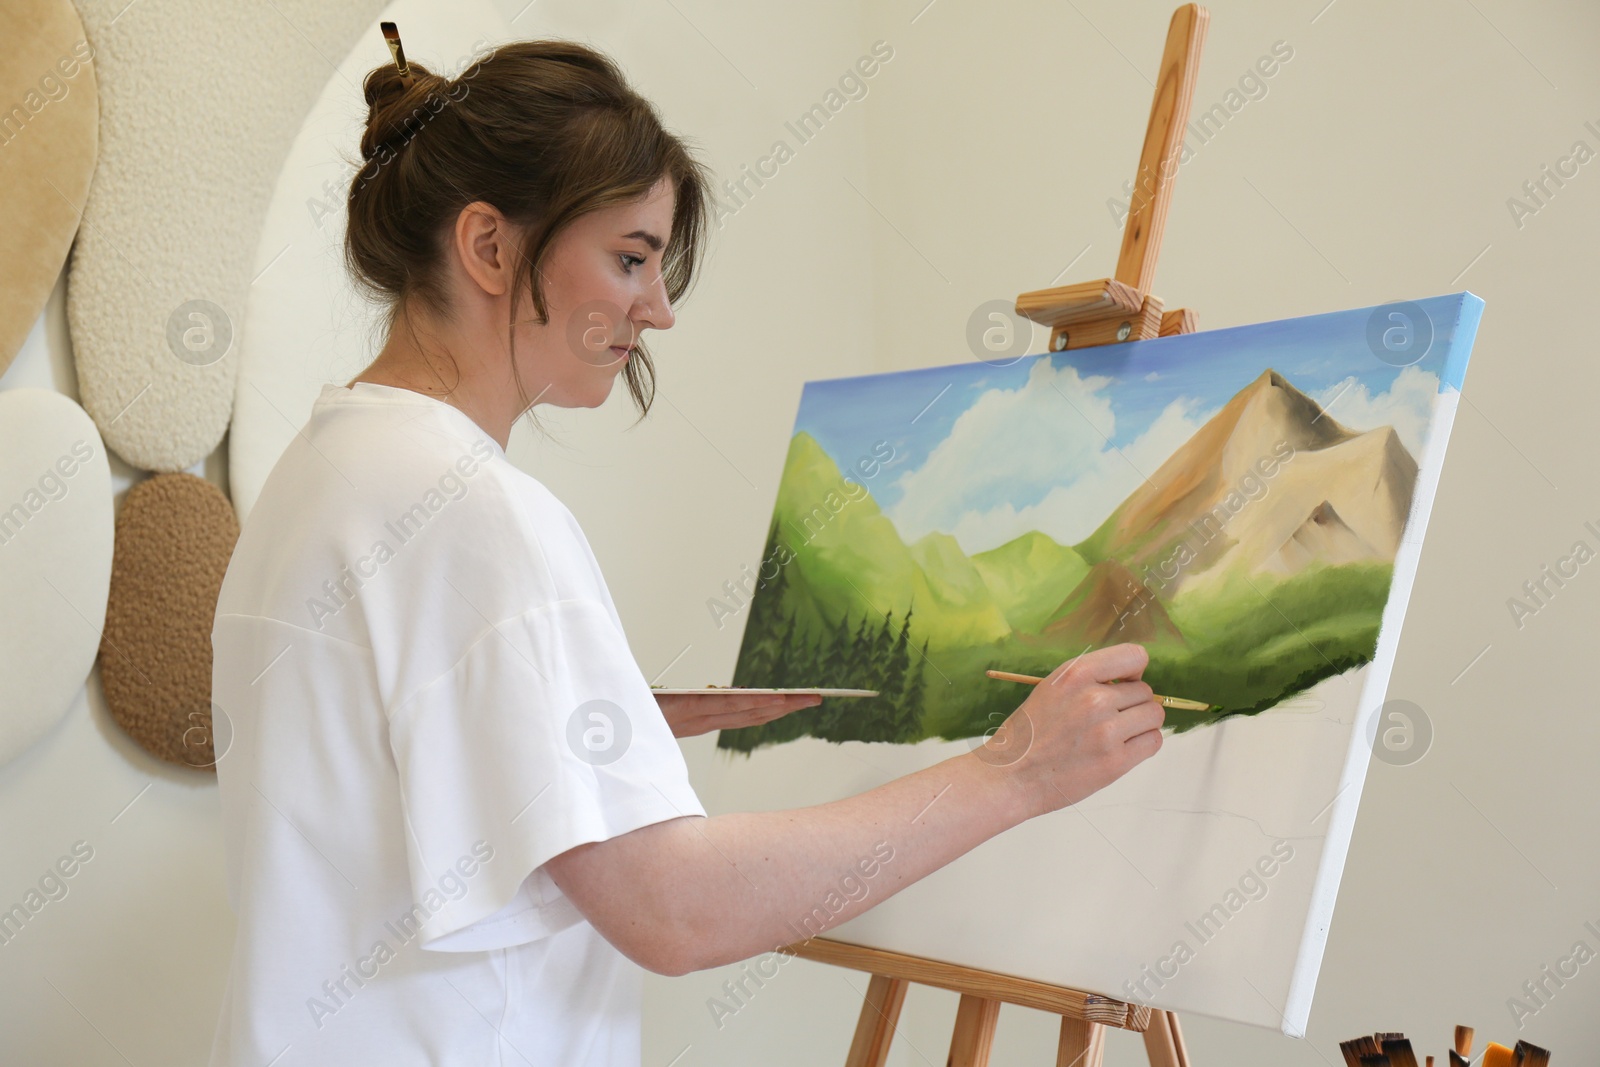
881, 599, 913, 706
821, 611, 854, 682
892, 634, 930, 742
844, 612, 874, 684
869, 609, 894, 683
733, 520, 790, 687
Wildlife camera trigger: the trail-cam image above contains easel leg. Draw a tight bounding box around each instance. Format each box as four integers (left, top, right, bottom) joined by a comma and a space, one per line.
845, 974, 907, 1067
946, 994, 1002, 1067
1167, 1012, 1190, 1067
1141, 1010, 1190, 1067
1057, 1016, 1107, 1067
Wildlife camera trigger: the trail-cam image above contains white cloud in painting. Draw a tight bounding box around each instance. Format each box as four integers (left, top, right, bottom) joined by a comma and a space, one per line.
884, 360, 1217, 553
1314, 364, 1439, 460
941, 397, 1215, 552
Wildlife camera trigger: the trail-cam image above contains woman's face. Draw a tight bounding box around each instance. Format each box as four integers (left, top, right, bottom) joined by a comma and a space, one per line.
514, 176, 677, 410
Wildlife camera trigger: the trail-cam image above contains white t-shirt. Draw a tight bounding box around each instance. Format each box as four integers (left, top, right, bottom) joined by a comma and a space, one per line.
207, 382, 706, 1067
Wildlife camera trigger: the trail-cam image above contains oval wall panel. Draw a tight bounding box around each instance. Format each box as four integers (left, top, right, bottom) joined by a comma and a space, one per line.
100, 473, 239, 769
0, 388, 113, 767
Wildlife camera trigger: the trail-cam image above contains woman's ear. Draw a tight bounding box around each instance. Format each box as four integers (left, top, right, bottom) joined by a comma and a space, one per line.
453, 201, 515, 298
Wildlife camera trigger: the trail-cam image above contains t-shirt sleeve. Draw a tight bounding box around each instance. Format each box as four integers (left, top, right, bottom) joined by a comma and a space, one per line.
386, 596, 706, 953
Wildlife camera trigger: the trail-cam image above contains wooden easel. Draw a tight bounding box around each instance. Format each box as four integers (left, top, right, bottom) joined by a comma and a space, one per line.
781, 937, 1187, 1067
777, 6, 1210, 1065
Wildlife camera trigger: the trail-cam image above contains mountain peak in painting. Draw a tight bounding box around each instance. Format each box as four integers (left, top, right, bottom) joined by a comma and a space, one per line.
1031, 558, 1184, 650
1078, 368, 1418, 595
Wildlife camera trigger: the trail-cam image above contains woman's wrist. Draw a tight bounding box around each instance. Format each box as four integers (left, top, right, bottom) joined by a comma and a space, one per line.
950, 746, 1048, 830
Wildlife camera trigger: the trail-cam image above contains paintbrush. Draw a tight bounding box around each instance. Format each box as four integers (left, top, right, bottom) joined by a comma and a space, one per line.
1339, 1035, 1384, 1065
1482, 1043, 1517, 1067
984, 669, 1214, 711
1339, 1039, 1369, 1067
380, 22, 412, 81
1455, 1026, 1475, 1060
1383, 1037, 1420, 1067
1512, 1040, 1551, 1067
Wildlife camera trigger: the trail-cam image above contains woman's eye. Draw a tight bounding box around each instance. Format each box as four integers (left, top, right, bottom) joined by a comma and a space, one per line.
620, 253, 645, 272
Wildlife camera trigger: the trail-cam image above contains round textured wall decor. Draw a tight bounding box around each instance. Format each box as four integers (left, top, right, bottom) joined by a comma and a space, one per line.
0, 388, 113, 768
100, 473, 239, 770
65, 0, 389, 472
0, 0, 98, 374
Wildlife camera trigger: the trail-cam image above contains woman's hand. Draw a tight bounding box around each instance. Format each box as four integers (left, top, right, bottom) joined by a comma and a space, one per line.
976, 643, 1165, 818
653, 691, 823, 738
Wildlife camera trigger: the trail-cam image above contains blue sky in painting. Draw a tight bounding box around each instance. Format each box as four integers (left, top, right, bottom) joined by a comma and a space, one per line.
787, 294, 1479, 554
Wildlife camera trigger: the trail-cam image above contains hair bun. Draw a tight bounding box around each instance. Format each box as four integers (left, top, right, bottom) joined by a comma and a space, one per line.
359, 63, 450, 162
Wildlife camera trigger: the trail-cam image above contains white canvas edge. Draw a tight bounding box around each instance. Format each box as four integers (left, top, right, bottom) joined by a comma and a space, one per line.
1280, 294, 1481, 1036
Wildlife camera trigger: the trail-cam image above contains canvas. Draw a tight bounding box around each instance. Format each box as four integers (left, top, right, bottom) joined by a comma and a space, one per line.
700, 292, 1483, 1035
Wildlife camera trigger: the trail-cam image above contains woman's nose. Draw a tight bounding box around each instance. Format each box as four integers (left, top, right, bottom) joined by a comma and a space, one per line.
639, 270, 675, 331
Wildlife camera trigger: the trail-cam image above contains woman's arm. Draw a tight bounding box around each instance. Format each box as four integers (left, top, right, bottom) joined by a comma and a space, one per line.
545, 642, 1165, 976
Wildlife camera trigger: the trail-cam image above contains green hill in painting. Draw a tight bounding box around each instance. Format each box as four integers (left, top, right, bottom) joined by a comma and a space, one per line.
719, 370, 1411, 754
971, 531, 1090, 633
766, 431, 1012, 648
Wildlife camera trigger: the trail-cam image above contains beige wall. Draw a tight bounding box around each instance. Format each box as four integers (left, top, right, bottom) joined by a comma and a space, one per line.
608, 0, 1600, 1061
2, 0, 1597, 1062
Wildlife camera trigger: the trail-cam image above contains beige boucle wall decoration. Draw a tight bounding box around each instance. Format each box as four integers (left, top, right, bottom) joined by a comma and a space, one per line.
0, 389, 113, 768
0, 0, 98, 373
65, 0, 389, 472
99, 473, 239, 769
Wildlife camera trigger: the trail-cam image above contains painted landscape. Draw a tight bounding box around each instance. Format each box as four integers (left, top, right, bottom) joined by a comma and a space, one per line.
720, 343, 1439, 753
711, 295, 1482, 1034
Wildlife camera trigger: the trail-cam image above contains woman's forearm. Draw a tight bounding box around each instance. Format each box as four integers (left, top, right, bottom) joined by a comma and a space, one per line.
549, 749, 1037, 975
547, 645, 1164, 976
679, 748, 1038, 970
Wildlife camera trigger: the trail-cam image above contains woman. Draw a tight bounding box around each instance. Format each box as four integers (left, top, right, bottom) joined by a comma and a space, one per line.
207, 35, 1165, 1067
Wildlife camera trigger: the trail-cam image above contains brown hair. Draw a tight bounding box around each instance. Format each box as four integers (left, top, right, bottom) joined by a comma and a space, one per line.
342, 38, 713, 424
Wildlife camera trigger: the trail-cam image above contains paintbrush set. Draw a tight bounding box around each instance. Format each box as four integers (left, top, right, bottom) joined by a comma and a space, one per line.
1339, 1025, 1550, 1067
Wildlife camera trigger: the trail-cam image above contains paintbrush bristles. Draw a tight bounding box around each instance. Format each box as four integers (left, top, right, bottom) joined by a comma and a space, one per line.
1481, 1042, 1517, 1067
1339, 1029, 1528, 1067
1343, 1035, 1384, 1064
379, 21, 411, 79
1383, 1037, 1420, 1067
1512, 1040, 1551, 1067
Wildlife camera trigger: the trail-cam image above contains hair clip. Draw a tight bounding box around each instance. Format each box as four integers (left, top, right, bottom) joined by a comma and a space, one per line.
381, 22, 411, 81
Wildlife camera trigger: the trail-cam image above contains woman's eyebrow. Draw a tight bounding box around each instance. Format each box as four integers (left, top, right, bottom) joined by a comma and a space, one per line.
621, 229, 664, 251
